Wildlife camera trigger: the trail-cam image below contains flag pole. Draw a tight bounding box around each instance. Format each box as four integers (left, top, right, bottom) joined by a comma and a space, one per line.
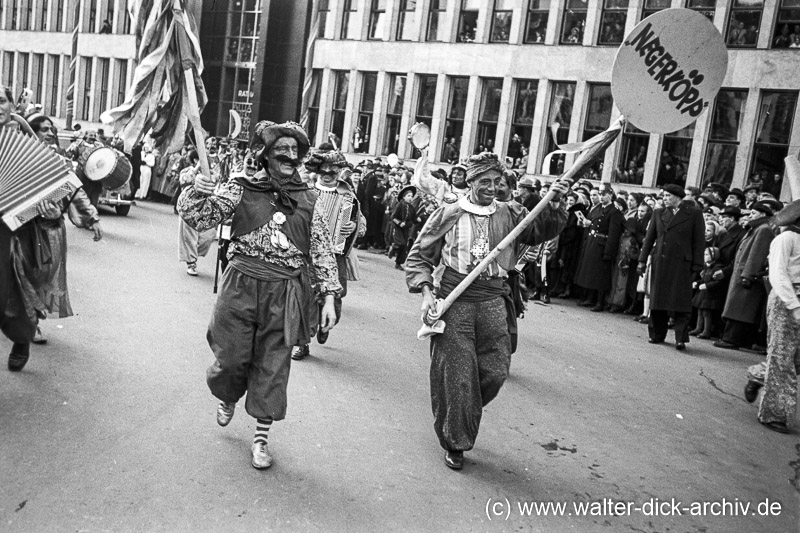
65, 0, 80, 130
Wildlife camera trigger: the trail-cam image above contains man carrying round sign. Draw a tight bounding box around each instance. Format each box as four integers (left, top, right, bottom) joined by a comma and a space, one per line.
404, 153, 569, 470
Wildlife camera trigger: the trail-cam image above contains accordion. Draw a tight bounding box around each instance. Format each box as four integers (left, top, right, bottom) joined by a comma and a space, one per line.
0, 127, 82, 231
316, 187, 354, 255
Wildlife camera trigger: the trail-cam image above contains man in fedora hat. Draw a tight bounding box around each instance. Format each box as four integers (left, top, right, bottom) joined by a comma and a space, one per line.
637, 184, 705, 350
714, 201, 778, 351
405, 153, 568, 470
753, 198, 800, 433
725, 188, 746, 209
178, 121, 341, 469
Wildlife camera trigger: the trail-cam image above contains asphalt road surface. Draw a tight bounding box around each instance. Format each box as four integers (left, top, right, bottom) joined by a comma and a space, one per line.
2, 201, 798, 533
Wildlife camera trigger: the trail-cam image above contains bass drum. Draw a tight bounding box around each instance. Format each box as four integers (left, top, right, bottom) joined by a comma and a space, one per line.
77, 145, 132, 190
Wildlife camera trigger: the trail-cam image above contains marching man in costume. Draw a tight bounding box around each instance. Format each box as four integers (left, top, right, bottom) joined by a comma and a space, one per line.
291, 149, 365, 360
405, 153, 568, 470
178, 121, 341, 469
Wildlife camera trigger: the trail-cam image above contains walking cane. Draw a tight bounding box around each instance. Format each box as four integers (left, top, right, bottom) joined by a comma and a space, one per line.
417, 117, 625, 339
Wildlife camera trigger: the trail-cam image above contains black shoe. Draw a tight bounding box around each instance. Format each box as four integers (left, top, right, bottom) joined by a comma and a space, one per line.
744, 381, 762, 403
531, 292, 541, 301
697, 333, 711, 339
317, 328, 329, 345
8, 347, 30, 372
667, 319, 676, 329
291, 344, 310, 361
590, 304, 604, 312
713, 340, 739, 350
760, 420, 789, 434
542, 294, 551, 304
608, 305, 623, 314
648, 338, 663, 345
444, 450, 463, 470
675, 342, 686, 351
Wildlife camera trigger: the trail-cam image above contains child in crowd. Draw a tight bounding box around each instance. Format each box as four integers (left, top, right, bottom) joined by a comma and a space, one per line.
690, 247, 726, 338
391, 185, 418, 270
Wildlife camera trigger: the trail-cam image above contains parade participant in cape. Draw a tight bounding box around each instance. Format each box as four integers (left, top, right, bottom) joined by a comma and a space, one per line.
714, 202, 778, 351
291, 149, 365, 361
1, 94, 101, 371
176, 150, 217, 276
753, 199, 800, 433
404, 152, 568, 470
637, 184, 705, 350
575, 184, 624, 312
177, 121, 341, 470
391, 185, 418, 270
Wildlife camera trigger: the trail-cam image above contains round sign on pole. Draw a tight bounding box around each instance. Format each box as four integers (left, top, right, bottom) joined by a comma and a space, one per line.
611, 8, 728, 134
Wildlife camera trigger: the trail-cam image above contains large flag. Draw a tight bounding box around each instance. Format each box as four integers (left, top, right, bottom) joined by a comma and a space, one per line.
101, 0, 207, 155
299, 9, 319, 132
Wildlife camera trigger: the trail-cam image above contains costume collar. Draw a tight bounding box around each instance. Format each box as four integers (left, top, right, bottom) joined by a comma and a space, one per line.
315, 181, 338, 192
458, 195, 497, 216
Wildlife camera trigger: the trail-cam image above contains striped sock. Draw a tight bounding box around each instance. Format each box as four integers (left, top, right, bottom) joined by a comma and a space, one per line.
253, 418, 272, 445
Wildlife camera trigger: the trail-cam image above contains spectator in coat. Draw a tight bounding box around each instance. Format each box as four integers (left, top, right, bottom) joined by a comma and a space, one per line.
575, 184, 624, 311
637, 184, 705, 350
714, 202, 778, 350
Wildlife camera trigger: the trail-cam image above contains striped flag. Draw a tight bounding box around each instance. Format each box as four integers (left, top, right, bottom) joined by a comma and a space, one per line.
64, 0, 80, 129
299, 9, 319, 132
101, 0, 207, 155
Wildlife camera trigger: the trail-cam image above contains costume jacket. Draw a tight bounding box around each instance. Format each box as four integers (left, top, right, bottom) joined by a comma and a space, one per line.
638, 202, 705, 313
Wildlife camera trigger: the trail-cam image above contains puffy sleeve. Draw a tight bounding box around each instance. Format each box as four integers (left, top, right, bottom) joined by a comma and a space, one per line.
177, 178, 242, 232
66, 188, 99, 229
404, 205, 449, 293
768, 233, 800, 310
309, 202, 343, 296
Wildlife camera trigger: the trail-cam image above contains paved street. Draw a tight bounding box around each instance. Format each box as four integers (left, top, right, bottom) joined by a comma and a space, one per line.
1, 201, 798, 533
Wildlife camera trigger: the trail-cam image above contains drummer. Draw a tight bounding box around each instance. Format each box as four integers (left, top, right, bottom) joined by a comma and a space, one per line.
69, 130, 105, 206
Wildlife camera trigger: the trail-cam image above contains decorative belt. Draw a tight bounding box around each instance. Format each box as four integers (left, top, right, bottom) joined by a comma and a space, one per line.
589, 230, 608, 238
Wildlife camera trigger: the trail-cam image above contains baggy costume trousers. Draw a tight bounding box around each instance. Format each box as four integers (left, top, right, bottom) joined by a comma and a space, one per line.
429, 297, 511, 452
206, 267, 294, 420
758, 291, 800, 425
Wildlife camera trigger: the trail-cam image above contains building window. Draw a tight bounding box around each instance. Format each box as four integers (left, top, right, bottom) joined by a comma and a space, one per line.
86, 0, 97, 32
122, 0, 132, 33
773, 0, 800, 49
726, 0, 762, 48
355, 72, 377, 153
330, 71, 349, 146
81, 57, 92, 121
657, 124, 694, 188
368, 0, 387, 40
616, 124, 648, 185
490, 0, 513, 43
582, 83, 613, 180
22, 0, 32, 30
397, 0, 417, 41
2, 52, 14, 88
56, 0, 64, 31
476, 78, 503, 154
426, 0, 447, 41
524, 0, 549, 43
115, 59, 128, 107
560, 0, 586, 45
508, 80, 537, 169
46, 55, 60, 115
305, 69, 322, 146
317, 0, 329, 38
37, 0, 48, 31
410, 74, 437, 157
750, 91, 798, 196
641, 0, 669, 20
384, 74, 406, 155
17, 52, 29, 97
544, 82, 575, 175
31, 54, 43, 106
11, 0, 17, 30
341, 0, 359, 40
458, 0, 479, 42
598, 0, 628, 46
441, 77, 469, 163
686, 0, 715, 21
702, 89, 747, 189
97, 58, 110, 117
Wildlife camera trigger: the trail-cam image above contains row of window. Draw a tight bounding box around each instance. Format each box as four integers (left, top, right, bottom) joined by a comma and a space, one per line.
320, 0, 800, 50
1, 51, 129, 122
0, 0, 132, 34
306, 70, 796, 195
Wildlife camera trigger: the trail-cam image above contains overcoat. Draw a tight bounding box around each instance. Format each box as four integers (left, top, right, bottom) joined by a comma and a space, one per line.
638, 203, 705, 313
721, 217, 776, 324
574, 203, 624, 291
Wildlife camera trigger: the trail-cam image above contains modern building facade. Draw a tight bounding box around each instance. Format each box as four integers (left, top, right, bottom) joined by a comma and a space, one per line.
0, 0, 140, 130
306, 0, 800, 197
199, 0, 312, 141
